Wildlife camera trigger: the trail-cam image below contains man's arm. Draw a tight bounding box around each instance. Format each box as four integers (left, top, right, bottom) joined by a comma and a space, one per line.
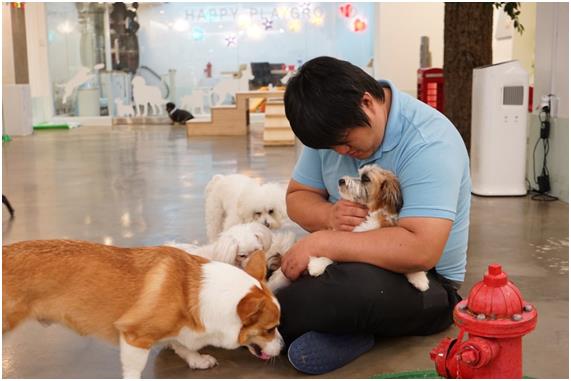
286, 179, 369, 233
280, 216, 452, 280
325, 217, 452, 272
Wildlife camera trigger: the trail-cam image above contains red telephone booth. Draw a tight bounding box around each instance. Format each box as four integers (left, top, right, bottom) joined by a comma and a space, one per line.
417, 68, 444, 113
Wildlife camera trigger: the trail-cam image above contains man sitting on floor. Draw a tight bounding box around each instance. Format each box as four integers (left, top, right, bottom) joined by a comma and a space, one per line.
276, 56, 470, 375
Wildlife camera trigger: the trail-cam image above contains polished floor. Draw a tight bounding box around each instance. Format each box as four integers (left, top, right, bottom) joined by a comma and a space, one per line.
2, 124, 569, 378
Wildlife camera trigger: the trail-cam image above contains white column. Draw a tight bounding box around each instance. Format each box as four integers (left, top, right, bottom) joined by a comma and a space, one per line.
2, 3, 15, 85
25, 2, 54, 123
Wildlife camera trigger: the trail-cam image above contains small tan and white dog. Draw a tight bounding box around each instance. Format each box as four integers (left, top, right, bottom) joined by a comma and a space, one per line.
268, 164, 429, 293
204, 174, 287, 242
329, 164, 429, 291
3, 240, 283, 378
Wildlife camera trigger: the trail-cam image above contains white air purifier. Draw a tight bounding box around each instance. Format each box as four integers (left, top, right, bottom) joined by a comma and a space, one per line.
470, 60, 529, 196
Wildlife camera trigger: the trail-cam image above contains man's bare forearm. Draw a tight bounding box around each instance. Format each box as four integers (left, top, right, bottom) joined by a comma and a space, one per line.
310, 217, 453, 273
286, 190, 332, 232
316, 228, 431, 272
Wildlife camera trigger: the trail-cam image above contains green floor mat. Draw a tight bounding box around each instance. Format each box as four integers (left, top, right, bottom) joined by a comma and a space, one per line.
372, 370, 534, 379
33, 123, 71, 130
372, 370, 441, 379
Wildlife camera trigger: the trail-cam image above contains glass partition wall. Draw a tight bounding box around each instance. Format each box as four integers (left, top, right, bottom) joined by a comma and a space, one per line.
45, 2, 375, 118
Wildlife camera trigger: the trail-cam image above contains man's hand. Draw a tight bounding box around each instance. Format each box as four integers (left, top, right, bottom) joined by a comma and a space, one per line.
328, 200, 368, 231
281, 232, 326, 281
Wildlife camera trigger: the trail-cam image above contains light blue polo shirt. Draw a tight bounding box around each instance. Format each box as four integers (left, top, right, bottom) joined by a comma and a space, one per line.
292, 80, 471, 282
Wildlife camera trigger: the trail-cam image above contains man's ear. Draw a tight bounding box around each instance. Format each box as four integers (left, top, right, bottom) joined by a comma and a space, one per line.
244, 250, 267, 282
361, 91, 375, 110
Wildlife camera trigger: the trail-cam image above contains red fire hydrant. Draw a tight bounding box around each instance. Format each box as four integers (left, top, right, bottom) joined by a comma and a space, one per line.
430, 264, 537, 378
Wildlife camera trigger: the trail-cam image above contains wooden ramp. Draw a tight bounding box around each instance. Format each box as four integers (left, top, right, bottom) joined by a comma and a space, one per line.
263, 98, 295, 146
186, 90, 285, 137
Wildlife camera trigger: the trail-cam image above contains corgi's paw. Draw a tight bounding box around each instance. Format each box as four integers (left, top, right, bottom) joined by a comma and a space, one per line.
187, 353, 218, 370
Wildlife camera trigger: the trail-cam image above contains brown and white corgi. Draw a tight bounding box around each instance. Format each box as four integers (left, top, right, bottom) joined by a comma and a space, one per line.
2, 240, 283, 378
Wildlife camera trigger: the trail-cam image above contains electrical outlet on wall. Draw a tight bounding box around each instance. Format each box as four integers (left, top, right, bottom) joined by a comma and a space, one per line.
540, 94, 550, 110
540, 94, 560, 118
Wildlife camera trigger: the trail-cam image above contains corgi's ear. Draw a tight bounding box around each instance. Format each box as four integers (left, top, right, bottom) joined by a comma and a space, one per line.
244, 250, 267, 282
237, 287, 265, 336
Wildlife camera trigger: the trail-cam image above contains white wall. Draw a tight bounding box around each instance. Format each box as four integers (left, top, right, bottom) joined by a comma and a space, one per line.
374, 3, 444, 95
512, 3, 536, 84
492, 6, 514, 64
527, 2, 568, 202
534, 3, 568, 119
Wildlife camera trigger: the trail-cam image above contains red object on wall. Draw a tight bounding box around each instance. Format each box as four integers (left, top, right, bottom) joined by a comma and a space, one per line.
204, 62, 212, 78
417, 68, 444, 113
430, 264, 537, 378
528, 86, 534, 113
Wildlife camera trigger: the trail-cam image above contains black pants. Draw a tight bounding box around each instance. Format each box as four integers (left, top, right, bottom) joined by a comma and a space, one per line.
275, 262, 462, 346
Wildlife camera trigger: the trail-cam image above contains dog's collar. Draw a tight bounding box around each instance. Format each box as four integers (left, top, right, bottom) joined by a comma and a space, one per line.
169, 108, 178, 115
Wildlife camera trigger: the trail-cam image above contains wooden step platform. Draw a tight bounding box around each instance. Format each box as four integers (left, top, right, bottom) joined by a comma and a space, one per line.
263, 98, 295, 146
186, 90, 285, 137
187, 106, 243, 136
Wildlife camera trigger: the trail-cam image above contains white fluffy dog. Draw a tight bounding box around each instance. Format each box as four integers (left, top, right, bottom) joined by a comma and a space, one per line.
167, 223, 299, 285
205, 174, 287, 243
266, 230, 297, 291
167, 222, 272, 269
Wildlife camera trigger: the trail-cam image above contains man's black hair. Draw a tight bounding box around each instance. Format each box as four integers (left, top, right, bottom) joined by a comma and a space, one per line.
284, 56, 386, 149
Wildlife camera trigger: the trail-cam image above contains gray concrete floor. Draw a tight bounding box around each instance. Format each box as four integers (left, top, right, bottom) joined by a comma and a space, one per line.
2, 124, 568, 378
